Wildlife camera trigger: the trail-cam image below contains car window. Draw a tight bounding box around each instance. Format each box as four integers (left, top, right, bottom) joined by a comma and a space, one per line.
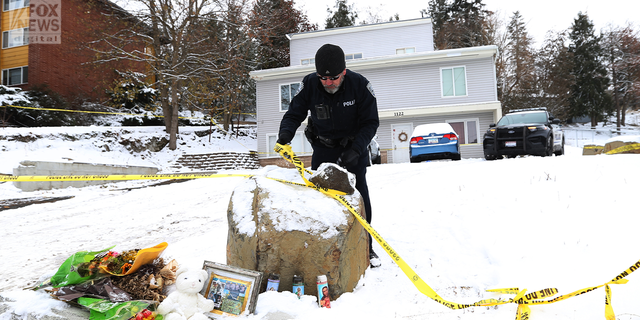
497, 112, 547, 126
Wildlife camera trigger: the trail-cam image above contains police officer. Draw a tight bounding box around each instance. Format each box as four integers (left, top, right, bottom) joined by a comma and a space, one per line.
276, 43, 381, 268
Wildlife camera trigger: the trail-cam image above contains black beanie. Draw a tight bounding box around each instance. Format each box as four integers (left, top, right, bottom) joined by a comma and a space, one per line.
315, 44, 345, 77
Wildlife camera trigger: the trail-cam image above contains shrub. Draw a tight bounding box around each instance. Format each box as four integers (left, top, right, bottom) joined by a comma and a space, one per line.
107, 71, 158, 111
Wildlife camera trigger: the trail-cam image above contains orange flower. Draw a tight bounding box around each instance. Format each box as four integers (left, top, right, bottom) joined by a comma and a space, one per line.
121, 263, 133, 274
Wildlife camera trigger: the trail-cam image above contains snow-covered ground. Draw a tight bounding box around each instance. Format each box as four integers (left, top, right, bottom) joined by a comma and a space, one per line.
1, 122, 640, 320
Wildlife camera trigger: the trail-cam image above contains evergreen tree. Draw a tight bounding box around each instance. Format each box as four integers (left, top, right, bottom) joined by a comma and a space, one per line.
568, 12, 612, 127
427, 0, 448, 44
249, 0, 317, 70
500, 11, 536, 111
325, 0, 357, 29
427, 0, 494, 49
535, 30, 574, 121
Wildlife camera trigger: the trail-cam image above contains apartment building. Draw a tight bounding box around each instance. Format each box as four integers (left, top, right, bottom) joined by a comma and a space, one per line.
1, 0, 144, 103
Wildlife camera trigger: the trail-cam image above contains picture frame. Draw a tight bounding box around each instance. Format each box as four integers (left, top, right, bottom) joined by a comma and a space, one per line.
200, 261, 263, 318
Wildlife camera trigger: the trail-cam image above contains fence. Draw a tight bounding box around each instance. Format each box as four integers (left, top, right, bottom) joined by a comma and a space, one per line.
563, 127, 640, 148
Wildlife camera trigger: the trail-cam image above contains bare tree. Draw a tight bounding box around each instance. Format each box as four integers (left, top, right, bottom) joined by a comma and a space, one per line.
602, 23, 640, 129
88, 0, 226, 150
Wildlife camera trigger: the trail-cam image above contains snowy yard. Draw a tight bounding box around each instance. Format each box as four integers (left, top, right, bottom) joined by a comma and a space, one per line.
1, 124, 640, 320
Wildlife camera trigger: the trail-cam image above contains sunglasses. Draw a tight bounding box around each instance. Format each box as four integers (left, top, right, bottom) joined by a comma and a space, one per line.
317, 73, 341, 81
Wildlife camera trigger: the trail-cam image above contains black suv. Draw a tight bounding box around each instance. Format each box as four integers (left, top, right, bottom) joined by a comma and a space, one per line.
483, 108, 564, 160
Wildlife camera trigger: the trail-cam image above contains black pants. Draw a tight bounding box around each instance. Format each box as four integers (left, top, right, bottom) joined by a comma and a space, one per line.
311, 144, 373, 252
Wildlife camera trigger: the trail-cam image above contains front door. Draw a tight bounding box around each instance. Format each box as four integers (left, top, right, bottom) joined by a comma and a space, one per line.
391, 123, 413, 163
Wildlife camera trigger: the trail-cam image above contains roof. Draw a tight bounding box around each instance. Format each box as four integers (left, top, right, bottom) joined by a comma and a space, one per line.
286, 17, 433, 41
250, 45, 498, 81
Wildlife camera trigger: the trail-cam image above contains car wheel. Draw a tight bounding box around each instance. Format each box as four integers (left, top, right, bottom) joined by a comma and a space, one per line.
373, 155, 381, 164
543, 136, 553, 157
554, 139, 565, 156
484, 153, 496, 161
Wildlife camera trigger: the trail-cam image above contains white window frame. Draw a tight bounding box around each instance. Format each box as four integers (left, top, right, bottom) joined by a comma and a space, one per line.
2, 27, 28, 49
396, 47, 415, 54
440, 66, 468, 98
2, 65, 28, 85
279, 82, 302, 112
3, 0, 28, 11
446, 118, 479, 145
301, 58, 315, 65
345, 53, 362, 60
267, 132, 313, 156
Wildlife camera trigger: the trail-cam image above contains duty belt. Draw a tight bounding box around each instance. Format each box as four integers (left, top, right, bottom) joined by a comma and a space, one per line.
316, 135, 353, 149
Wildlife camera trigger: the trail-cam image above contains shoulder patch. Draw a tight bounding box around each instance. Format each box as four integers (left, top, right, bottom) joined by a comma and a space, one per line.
366, 82, 376, 98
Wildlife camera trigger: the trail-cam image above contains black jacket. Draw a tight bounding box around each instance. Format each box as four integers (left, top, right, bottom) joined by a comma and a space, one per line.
279, 69, 379, 155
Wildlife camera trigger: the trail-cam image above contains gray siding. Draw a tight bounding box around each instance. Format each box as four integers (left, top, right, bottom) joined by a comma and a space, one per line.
256, 75, 308, 158
290, 21, 434, 66
357, 56, 497, 111
256, 55, 499, 160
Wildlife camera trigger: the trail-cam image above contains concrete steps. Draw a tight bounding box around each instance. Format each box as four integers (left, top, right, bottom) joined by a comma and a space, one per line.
174, 151, 260, 171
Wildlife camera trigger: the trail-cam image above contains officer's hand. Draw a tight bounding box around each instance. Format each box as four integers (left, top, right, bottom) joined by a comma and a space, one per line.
276, 131, 293, 145
340, 148, 360, 167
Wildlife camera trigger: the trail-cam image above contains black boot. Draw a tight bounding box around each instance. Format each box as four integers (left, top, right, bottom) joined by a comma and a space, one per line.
369, 249, 381, 268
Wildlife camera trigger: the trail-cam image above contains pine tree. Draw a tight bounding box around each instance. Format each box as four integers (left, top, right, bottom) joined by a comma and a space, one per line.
427, 0, 448, 45
325, 0, 357, 29
248, 0, 317, 70
535, 30, 574, 120
568, 12, 612, 127
500, 11, 536, 111
427, 0, 494, 49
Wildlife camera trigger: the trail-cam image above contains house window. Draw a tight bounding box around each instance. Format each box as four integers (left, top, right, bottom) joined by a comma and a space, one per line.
447, 119, 478, 144
2, 66, 28, 85
345, 53, 362, 60
279, 82, 302, 112
396, 47, 415, 54
301, 58, 315, 65
441, 66, 467, 97
268, 132, 312, 156
3, 0, 28, 11
2, 28, 28, 49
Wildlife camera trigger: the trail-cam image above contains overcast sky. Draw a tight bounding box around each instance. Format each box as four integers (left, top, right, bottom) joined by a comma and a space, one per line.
294, 0, 640, 47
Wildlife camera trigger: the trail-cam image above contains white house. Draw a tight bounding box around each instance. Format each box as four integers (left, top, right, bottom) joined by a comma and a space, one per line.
250, 17, 502, 166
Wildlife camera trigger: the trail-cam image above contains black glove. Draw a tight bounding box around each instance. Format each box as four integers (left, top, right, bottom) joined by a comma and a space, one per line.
340, 148, 360, 168
277, 131, 293, 145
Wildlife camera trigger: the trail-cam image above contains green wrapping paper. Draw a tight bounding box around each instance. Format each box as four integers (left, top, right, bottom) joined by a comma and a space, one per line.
50, 246, 115, 288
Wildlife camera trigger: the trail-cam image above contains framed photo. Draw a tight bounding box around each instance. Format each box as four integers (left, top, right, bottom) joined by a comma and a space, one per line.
200, 261, 263, 318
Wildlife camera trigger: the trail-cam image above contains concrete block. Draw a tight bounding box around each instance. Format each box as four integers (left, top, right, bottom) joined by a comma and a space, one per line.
13, 161, 159, 192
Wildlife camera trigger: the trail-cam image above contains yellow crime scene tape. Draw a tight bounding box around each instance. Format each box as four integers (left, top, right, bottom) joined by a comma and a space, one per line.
0, 104, 256, 119
2, 103, 639, 317
0, 104, 266, 155
605, 143, 640, 155
2, 144, 639, 318
271, 143, 639, 320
